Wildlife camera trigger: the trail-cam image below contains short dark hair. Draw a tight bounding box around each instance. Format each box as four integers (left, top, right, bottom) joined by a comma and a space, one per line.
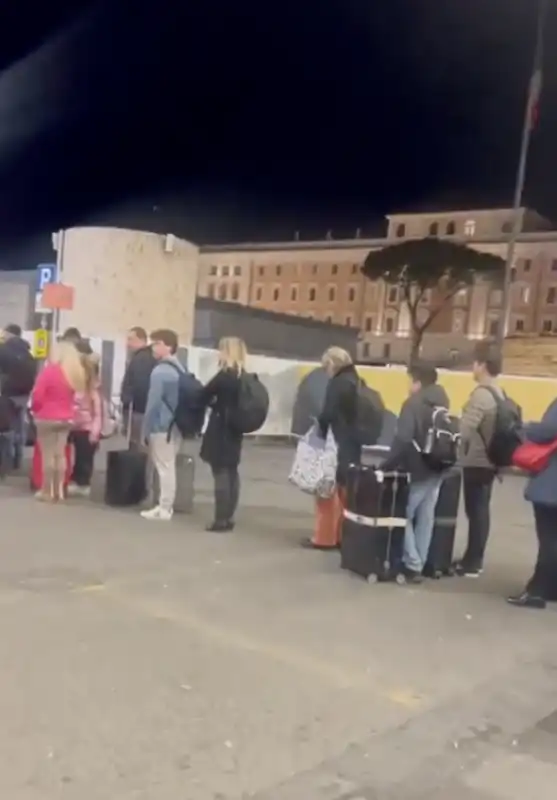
62, 327, 81, 342
4, 323, 21, 336
473, 341, 502, 377
129, 326, 148, 341
408, 360, 438, 387
150, 328, 178, 354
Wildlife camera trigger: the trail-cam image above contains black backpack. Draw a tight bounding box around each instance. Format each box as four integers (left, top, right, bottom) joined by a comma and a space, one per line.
165, 364, 205, 439
479, 386, 523, 468
2, 349, 36, 396
356, 380, 385, 446
418, 406, 460, 472
0, 395, 15, 433
229, 373, 269, 434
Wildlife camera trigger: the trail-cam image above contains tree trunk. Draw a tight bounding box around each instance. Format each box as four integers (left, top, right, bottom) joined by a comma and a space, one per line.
410, 327, 424, 362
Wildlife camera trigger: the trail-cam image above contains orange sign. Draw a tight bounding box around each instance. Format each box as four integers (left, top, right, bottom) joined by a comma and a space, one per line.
41, 282, 74, 311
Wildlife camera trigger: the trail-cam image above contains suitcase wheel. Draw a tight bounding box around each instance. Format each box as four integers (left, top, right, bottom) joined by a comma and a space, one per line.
430, 569, 443, 580
367, 573, 378, 585
395, 573, 407, 586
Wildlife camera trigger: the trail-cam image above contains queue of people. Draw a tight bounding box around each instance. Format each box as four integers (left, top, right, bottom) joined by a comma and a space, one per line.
303, 340, 557, 610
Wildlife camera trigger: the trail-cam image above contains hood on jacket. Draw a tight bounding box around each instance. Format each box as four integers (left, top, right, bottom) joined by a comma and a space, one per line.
416, 383, 450, 409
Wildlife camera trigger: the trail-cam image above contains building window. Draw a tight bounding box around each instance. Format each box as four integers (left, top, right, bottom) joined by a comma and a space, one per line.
510, 267, 517, 282
348, 286, 356, 302
209, 265, 218, 276
464, 219, 476, 236
345, 316, 353, 327
362, 343, 370, 358
233, 265, 241, 276
218, 284, 227, 301
383, 343, 391, 359
365, 316, 373, 332
552, 259, 557, 271
207, 283, 215, 298
352, 263, 358, 274
276, 265, 282, 276
255, 286, 262, 301
309, 287, 316, 302
547, 287, 557, 305
490, 289, 503, 306
396, 223, 406, 238
523, 259, 532, 273
385, 317, 395, 333
332, 264, 338, 275
488, 318, 499, 337
502, 221, 513, 234
312, 264, 318, 274
388, 286, 398, 303
231, 283, 239, 301
429, 222, 439, 236
446, 221, 456, 235
325, 314, 332, 323
452, 311, 464, 333
290, 285, 298, 301
328, 286, 336, 302
258, 266, 264, 277
542, 319, 553, 333
221, 266, 230, 277
519, 286, 530, 304
515, 318, 525, 332
273, 287, 280, 302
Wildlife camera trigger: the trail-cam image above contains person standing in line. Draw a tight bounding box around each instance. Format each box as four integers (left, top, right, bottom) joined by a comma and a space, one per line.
0, 324, 37, 469
380, 362, 450, 583
30, 341, 87, 501
457, 342, 503, 578
199, 337, 246, 532
140, 329, 184, 522
120, 326, 157, 448
68, 354, 103, 497
60, 327, 93, 355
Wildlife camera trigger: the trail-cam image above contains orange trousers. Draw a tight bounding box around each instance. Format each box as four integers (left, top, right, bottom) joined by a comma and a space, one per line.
312, 487, 346, 548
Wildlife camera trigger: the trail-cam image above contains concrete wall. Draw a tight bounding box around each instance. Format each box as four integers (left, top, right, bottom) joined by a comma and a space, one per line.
57, 227, 199, 343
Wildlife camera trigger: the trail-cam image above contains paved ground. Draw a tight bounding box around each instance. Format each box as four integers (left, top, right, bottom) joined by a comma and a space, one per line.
0, 443, 556, 800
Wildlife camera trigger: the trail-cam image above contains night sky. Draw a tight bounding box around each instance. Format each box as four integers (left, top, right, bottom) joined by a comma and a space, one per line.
0, 0, 555, 264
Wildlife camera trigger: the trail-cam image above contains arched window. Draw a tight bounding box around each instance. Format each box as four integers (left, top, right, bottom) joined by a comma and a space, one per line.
446, 221, 456, 235
218, 284, 227, 301
429, 222, 439, 236
231, 283, 239, 301
396, 223, 406, 238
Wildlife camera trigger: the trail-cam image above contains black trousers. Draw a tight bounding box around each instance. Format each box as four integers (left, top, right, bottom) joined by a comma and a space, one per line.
462, 467, 496, 570
211, 466, 240, 523
527, 504, 557, 599
70, 430, 98, 487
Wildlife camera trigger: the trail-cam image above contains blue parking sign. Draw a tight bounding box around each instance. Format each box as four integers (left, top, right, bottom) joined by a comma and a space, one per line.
36, 264, 56, 291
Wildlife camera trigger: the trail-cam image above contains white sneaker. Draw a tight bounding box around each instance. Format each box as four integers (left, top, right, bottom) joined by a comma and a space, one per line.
140, 506, 173, 522
67, 483, 91, 497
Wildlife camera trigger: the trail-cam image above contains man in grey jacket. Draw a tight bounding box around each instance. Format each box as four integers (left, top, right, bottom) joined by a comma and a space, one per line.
140, 328, 184, 522
382, 362, 450, 583
457, 341, 503, 577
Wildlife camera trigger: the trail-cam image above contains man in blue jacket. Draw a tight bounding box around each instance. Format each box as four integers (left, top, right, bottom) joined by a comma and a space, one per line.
141, 329, 184, 521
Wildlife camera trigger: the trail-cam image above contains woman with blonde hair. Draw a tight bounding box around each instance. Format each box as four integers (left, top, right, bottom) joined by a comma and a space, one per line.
68, 352, 103, 497
303, 346, 362, 550
199, 337, 247, 531
30, 341, 87, 501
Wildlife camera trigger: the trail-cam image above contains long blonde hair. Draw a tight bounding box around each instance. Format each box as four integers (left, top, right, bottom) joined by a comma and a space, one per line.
218, 336, 247, 372
81, 352, 100, 393
50, 341, 87, 392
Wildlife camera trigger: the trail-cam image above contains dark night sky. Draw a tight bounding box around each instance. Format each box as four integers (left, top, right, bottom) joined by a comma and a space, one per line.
0, 0, 556, 264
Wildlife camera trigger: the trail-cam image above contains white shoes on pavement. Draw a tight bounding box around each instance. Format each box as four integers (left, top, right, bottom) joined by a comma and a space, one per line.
140, 505, 173, 522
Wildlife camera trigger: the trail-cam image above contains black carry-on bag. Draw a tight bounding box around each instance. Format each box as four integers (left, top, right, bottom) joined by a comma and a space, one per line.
341, 464, 410, 583
424, 468, 462, 579
104, 408, 148, 507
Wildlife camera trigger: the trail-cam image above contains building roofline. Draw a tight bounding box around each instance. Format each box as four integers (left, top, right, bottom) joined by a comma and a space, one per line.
386, 207, 529, 220
200, 230, 557, 254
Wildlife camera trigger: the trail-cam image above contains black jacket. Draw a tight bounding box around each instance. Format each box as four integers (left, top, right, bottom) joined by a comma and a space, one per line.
199, 369, 243, 469
0, 337, 36, 397
381, 383, 450, 481
120, 346, 157, 414
318, 364, 361, 486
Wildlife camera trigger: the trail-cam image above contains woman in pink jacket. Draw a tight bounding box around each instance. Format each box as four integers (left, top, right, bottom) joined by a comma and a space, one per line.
31, 341, 87, 501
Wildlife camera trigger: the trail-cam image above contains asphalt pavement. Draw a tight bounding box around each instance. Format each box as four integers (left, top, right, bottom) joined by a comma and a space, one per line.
0, 443, 556, 800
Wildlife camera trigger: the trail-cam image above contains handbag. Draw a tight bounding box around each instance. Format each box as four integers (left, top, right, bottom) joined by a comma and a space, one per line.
289, 425, 338, 499
512, 439, 557, 473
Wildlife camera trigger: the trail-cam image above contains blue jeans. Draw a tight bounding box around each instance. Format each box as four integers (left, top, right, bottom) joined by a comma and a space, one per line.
404, 476, 442, 573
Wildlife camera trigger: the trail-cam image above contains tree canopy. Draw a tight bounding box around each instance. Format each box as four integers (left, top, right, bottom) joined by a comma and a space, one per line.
362, 236, 505, 357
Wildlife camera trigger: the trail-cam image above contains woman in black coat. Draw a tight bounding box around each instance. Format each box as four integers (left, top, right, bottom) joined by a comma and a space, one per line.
199, 337, 246, 532
302, 346, 361, 550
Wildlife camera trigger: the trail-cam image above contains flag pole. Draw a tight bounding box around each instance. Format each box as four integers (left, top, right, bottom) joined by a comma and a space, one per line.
496, 0, 546, 354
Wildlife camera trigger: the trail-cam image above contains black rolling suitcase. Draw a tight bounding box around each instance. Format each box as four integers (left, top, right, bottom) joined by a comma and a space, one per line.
341, 464, 410, 582
104, 449, 148, 507
424, 469, 461, 578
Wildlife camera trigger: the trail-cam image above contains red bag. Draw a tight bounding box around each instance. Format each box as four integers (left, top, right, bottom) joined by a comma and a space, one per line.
30, 442, 73, 491
512, 439, 557, 473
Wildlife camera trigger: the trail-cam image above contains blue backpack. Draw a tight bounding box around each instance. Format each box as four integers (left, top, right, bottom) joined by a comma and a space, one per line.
164, 364, 205, 439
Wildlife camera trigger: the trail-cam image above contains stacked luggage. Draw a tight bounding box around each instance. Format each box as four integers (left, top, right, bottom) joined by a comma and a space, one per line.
341, 463, 461, 584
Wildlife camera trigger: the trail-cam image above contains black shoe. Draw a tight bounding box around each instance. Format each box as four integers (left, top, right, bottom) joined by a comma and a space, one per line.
401, 566, 424, 585
507, 592, 546, 609
300, 537, 338, 551
454, 562, 483, 578
205, 520, 233, 533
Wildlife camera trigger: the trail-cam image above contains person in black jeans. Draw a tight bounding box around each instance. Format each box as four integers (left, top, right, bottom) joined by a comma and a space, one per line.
508, 397, 557, 610
458, 342, 503, 577
199, 337, 245, 532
